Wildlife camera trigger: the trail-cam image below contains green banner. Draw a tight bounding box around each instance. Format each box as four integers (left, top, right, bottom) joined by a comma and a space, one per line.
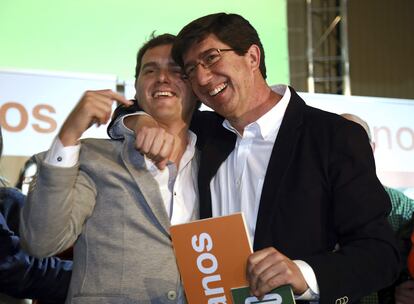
0, 0, 288, 84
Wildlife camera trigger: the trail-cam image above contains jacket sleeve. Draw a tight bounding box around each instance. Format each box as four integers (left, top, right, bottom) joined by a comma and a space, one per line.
304, 122, 400, 303
20, 153, 96, 258
106, 100, 223, 151
107, 99, 140, 139
0, 188, 72, 301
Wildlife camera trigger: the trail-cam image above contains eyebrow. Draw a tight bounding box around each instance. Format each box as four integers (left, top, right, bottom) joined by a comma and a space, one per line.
141, 61, 181, 70
184, 48, 217, 67
141, 62, 158, 70
200, 48, 217, 56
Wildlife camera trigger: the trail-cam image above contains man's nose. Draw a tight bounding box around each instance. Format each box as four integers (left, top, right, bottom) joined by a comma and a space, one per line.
157, 69, 171, 83
194, 64, 212, 86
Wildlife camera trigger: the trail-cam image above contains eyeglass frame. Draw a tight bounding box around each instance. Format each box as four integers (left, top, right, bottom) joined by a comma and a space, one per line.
183, 48, 237, 80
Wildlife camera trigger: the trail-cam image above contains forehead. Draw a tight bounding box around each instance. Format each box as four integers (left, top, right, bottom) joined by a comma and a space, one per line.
183, 34, 230, 63
141, 44, 174, 65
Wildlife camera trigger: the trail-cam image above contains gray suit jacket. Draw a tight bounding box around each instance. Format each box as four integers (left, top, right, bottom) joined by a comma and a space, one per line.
20, 135, 196, 303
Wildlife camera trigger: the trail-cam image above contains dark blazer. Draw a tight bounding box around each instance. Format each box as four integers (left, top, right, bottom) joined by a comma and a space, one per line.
108, 87, 400, 304
0, 187, 72, 302
194, 88, 399, 304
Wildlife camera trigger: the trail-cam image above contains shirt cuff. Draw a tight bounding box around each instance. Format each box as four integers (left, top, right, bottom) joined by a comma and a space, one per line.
45, 137, 80, 167
293, 260, 320, 301
109, 112, 148, 139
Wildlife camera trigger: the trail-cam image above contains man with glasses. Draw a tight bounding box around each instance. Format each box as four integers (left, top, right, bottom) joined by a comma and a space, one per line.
109, 13, 399, 304
183, 48, 235, 77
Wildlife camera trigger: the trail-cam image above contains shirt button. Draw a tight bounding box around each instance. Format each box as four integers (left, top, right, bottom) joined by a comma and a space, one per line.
167, 290, 177, 300
57, 156, 63, 162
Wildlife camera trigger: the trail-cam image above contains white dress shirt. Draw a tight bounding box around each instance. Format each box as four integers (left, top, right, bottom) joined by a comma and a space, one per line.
210, 85, 290, 243
210, 85, 319, 300
143, 131, 199, 225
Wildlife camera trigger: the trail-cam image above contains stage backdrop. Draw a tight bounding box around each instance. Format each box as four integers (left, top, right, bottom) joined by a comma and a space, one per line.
298, 91, 414, 192
0, 69, 117, 157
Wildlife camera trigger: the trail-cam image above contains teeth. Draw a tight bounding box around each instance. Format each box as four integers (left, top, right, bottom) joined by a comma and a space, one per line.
154, 91, 173, 98
209, 83, 227, 96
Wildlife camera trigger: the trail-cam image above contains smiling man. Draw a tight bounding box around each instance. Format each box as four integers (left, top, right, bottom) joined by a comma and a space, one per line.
20, 34, 199, 303
173, 14, 399, 304
109, 13, 400, 304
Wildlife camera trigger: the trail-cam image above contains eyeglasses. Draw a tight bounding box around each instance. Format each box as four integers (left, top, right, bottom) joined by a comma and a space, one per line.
184, 48, 236, 80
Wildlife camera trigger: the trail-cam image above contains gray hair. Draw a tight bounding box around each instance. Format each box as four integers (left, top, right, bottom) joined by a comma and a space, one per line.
341, 113, 372, 143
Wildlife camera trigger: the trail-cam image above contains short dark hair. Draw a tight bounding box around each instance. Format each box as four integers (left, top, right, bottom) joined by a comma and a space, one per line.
133, 32, 202, 109
172, 13, 267, 79
135, 33, 176, 80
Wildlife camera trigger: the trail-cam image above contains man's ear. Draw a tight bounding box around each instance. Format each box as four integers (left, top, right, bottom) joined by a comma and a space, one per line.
134, 79, 145, 110
246, 44, 261, 72
134, 79, 139, 102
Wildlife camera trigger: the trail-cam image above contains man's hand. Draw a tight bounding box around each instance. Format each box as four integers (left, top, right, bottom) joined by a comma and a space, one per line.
125, 115, 177, 170
247, 247, 308, 298
395, 279, 414, 304
59, 90, 132, 146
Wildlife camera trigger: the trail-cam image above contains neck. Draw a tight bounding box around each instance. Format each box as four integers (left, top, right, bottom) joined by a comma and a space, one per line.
229, 81, 282, 134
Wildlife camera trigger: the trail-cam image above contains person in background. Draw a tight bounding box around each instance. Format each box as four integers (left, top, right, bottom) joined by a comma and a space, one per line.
0, 126, 72, 304
108, 12, 400, 304
20, 33, 200, 303
406, 230, 414, 303
15, 157, 37, 195
341, 113, 414, 304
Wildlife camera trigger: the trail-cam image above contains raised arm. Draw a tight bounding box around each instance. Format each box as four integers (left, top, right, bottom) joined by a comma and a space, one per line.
60, 89, 132, 146
107, 101, 183, 169
20, 90, 132, 257
107, 102, 223, 169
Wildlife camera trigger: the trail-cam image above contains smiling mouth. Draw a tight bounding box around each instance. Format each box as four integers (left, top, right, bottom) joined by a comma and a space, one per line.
209, 82, 227, 96
153, 91, 175, 98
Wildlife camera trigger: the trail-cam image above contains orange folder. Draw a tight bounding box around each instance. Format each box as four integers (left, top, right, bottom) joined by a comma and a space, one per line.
170, 213, 252, 304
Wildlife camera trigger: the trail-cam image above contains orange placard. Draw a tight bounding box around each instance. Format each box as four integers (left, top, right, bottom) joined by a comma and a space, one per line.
170, 213, 252, 304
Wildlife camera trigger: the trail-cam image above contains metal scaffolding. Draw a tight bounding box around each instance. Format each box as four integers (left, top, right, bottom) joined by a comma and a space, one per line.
306, 0, 351, 95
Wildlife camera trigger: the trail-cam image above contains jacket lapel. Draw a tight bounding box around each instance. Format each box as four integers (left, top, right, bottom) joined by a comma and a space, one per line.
121, 134, 171, 236
198, 122, 237, 218
197, 87, 305, 243
253, 87, 305, 249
